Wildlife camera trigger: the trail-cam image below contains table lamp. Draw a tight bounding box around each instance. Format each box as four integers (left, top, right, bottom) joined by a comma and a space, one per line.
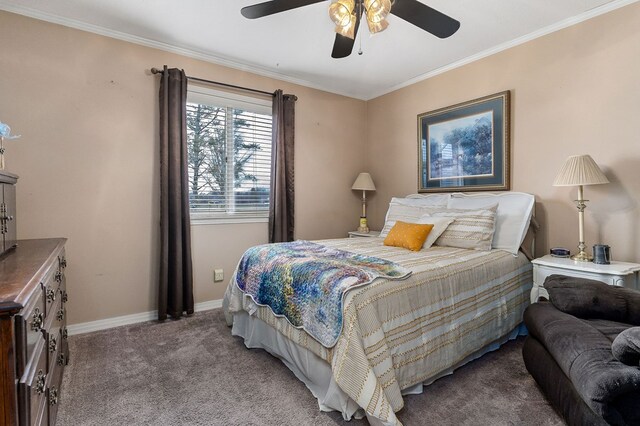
352, 172, 376, 233
553, 154, 609, 262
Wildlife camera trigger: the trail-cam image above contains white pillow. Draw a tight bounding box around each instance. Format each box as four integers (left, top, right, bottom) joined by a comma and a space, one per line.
447, 192, 534, 255
417, 216, 455, 249
431, 205, 498, 251
380, 204, 440, 237
384, 195, 448, 225
400, 193, 451, 206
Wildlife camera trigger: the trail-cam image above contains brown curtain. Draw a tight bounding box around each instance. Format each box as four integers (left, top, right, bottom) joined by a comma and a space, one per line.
269, 90, 296, 243
158, 66, 194, 320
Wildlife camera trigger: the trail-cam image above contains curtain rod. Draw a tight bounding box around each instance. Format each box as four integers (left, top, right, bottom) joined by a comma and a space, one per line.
151, 67, 275, 97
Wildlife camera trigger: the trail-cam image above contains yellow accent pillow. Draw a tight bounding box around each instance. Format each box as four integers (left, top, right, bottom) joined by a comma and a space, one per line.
383, 221, 434, 251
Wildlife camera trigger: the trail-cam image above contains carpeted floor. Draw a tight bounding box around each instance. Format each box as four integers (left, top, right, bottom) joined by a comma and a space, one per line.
57, 309, 563, 426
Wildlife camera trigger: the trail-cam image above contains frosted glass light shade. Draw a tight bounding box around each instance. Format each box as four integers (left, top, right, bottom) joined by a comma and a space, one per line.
329, 0, 355, 27
365, 0, 391, 34
366, 17, 388, 33
352, 172, 376, 191
553, 155, 609, 186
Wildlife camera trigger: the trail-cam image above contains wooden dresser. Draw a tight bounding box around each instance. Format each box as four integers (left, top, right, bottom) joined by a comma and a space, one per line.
0, 239, 68, 426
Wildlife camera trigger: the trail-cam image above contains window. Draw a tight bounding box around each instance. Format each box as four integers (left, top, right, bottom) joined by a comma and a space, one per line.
186, 85, 272, 222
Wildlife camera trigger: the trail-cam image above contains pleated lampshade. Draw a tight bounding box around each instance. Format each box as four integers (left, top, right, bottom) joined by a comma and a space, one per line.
553, 155, 609, 186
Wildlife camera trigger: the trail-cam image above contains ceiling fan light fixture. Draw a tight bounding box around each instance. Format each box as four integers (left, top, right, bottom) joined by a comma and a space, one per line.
329, 0, 355, 27
335, 20, 356, 39
366, 17, 389, 34
364, 0, 391, 21
364, 0, 391, 34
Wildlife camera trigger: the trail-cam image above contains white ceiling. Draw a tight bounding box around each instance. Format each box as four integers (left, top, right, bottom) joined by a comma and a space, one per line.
0, 0, 636, 99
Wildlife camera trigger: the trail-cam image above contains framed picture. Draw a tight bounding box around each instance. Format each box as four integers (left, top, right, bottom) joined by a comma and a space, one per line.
417, 91, 510, 193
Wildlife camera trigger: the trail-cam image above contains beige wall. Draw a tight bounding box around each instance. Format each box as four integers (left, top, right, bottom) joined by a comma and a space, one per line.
367, 3, 640, 262
0, 12, 367, 324
2, 3, 639, 325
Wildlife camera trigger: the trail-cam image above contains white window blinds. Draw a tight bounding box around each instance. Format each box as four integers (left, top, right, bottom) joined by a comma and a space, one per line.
186, 85, 272, 221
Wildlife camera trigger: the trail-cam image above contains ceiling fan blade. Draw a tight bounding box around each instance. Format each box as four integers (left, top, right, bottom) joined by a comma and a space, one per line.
391, 0, 460, 39
331, 34, 356, 58
241, 0, 325, 19
331, 12, 361, 59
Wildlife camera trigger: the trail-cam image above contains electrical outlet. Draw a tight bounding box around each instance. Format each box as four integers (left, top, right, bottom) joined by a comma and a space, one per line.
214, 269, 224, 282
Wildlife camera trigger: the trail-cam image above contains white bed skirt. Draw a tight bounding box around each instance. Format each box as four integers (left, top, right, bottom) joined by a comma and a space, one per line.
231, 311, 525, 425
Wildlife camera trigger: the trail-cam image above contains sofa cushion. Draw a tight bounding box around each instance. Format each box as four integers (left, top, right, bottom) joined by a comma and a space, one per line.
545, 275, 640, 324
524, 302, 640, 423
612, 327, 640, 366
583, 318, 631, 343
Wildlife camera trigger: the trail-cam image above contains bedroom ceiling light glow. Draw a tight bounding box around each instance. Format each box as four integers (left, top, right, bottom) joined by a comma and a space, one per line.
329, 0, 357, 38
329, 0, 392, 39
364, 0, 391, 34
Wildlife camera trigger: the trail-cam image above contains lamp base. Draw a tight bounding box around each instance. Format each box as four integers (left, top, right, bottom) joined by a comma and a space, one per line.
357, 217, 369, 233
571, 251, 593, 262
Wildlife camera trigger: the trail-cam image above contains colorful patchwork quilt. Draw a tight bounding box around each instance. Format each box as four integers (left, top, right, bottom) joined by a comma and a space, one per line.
234, 240, 411, 347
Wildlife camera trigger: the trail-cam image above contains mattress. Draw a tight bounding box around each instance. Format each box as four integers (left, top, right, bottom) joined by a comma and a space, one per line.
224, 237, 532, 426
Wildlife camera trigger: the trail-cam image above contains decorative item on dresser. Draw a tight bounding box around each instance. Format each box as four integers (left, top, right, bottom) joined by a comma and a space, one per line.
0, 121, 21, 171
0, 238, 69, 426
0, 171, 17, 256
530, 254, 640, 303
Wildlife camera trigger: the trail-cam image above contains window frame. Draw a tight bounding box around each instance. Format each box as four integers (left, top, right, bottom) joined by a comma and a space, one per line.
186, 84, 273, 224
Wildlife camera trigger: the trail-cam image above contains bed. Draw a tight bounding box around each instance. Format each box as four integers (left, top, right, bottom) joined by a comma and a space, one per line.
223, 192, 535, 426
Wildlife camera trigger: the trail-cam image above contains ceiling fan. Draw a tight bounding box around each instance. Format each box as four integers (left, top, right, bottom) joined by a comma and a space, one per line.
241, 0, 460, 59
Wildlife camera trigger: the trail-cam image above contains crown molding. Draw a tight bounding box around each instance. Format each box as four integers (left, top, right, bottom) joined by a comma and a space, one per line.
1, 0, 637, 101
365, 0, 640, 100
0, 2, 362, 99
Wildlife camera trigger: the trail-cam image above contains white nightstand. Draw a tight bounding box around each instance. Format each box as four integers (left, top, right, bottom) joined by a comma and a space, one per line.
531, 255, 640, 303
348, 230, 381, 238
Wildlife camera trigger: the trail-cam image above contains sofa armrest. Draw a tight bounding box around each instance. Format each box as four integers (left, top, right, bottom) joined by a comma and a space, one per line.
524, 302, 640, 424
544, 275, 640, 324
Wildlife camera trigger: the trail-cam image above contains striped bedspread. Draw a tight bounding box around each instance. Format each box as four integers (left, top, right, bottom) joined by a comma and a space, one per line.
224, 237, 532, 426
234, 240, 411, 347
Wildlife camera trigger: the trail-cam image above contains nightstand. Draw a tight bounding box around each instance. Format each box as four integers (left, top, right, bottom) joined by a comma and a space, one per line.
348, 230, 381, 238
531, 255, 640, 303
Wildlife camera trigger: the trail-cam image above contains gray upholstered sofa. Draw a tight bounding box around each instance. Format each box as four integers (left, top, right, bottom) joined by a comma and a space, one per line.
523, 275, 640, 426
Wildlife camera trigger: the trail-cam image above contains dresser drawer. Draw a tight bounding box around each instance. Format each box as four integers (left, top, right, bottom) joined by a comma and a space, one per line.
0, 238, 68, 426
45, 298, 65, 374
46, 333, 65, 426
61, 326, 70, 366
18, 338, 48, 426
15, 287, 46, 377
42, 265, 61, 319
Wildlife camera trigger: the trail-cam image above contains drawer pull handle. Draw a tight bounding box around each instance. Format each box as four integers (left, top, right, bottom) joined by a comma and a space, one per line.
57, 309, 65, 322
46, 288, 56, 303
61, 290, 68, 304
60, 258, 67, 269
62, 328, 68, 340
49, 336, 58, 353
30, 308, 44, 332
57, 353, 66, 366
55, 271, 63, 283
49, 387, 58, 406
35, 370, 46, 395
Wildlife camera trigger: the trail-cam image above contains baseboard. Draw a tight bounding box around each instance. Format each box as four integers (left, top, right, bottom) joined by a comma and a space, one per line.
67, 299, 223, 336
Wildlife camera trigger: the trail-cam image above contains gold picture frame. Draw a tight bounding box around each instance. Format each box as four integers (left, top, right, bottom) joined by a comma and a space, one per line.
418, 91, 511, 193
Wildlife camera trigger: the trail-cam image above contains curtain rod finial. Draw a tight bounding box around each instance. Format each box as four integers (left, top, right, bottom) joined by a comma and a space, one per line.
151, 67, 163, 75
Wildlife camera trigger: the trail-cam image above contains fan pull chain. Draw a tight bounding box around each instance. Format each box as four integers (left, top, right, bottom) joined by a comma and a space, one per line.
358, 34, 363, 55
